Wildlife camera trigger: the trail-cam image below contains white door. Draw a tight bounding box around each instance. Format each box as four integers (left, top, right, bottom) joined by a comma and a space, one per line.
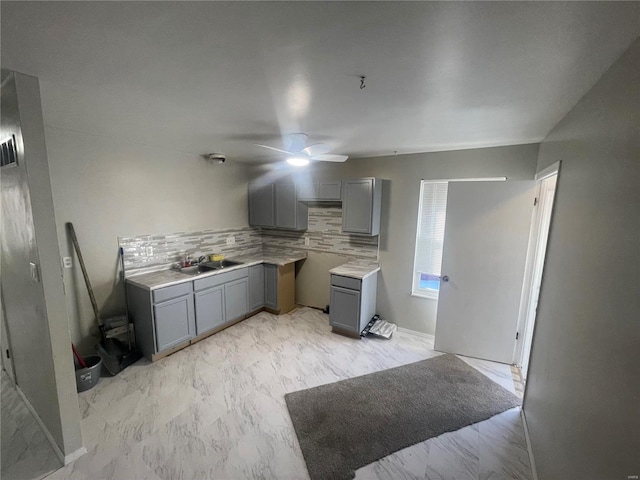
520, 174, 557, 378
434, 181, 535, 364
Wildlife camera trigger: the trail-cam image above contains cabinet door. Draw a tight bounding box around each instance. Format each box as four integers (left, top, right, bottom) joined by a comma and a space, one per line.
275, 183, 297, 229
342, 179, 374, 234
225, 278, 248, 322
296, 182, 318, 201
249, 183, 275, 227
264, 264, 278, 309
318, 181, 342, 200
248, 264, 265, 311
154, 294, 194, 352
194, 286, 225, 335
330, 286, 361, 333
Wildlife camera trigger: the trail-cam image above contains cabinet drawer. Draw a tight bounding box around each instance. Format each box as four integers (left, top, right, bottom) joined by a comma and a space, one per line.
331, 274, 361, 291
194, 267, 248, 292
153, 282, 193, 304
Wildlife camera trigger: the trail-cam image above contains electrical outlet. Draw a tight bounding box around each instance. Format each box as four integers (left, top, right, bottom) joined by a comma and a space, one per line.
146, 246, 154, 256
304, 236, 310, 247
62, 257, 73, 268
29, 262, 39, 283
226, 236, 235, 245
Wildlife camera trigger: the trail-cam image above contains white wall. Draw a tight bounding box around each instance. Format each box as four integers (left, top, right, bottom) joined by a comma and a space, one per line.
524, 39, 640, 479
1, 71, 83, 457
296, 144, 539, 334
45, 127, 256, 351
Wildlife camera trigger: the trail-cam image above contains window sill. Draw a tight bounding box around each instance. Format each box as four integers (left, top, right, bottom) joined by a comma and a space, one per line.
410, 292, 439, 301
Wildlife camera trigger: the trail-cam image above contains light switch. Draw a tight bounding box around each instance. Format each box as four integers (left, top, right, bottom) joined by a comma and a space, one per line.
29, 262, 39, 282
62, 257, 73, 268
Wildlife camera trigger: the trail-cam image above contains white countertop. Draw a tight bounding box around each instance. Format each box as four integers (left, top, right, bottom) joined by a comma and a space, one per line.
126, 250, 307, 290
329, 260, 380, 280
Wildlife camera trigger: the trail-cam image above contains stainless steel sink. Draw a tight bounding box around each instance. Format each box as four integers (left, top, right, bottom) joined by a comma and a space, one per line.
175, 264, 216, 276
175, 259, 244, 276
201, 259, 244, 269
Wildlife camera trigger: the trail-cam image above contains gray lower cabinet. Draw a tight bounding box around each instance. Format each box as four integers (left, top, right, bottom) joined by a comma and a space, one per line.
248, 264, 265, 311
194, 285, 225, 335
224, 278, 248, 322
329, 272, 378, 336
341, 178, 382, 236
126, 281, 197, 359
329, 287, 361, 332
127, 267, 251, 360
264, 264, 278, 309
154, 294, 195, 351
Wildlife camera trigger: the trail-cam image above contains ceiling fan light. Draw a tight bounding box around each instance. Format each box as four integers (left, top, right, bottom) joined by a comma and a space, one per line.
287, 157, 309, 167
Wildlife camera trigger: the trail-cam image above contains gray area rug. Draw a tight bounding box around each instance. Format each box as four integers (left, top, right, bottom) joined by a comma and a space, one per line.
285, 354, 521, 480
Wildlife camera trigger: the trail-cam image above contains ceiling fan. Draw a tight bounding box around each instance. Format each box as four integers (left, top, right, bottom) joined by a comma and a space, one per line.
256, 133, 348, 166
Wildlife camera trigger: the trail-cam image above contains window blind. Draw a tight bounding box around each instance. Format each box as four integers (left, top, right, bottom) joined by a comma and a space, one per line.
414, 181, 448, 279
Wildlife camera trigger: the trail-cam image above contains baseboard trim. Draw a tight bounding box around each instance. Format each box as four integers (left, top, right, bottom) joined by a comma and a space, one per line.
15, 384, 65, 464
64, 446, 88, 465
397, 327, 435, 342
520, 409, 539, 480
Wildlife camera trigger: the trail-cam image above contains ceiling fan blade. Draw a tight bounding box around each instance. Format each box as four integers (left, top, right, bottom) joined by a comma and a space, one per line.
303, 143, 331, 157
255, 144, 294, 156
286, 133, 308, 152
311, 154, 348, 163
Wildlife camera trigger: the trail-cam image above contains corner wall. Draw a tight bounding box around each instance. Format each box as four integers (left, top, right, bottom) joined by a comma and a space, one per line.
44, 127, 256, 351
523, 39, 640, 479
296, 144, 539, 334
1, 71, 83, 458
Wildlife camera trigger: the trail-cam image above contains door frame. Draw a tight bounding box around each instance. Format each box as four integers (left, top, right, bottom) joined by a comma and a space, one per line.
513, 161, 561, 375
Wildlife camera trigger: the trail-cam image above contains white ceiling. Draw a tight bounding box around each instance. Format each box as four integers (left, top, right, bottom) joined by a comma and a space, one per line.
2, 2, 638, 163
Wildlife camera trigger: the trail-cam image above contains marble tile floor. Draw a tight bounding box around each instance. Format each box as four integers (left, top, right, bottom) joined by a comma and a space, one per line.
1, 370, 62, 480
44, 307, 533, 480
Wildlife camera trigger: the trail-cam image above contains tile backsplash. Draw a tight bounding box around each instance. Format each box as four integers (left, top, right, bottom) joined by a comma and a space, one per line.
120, 206, 378, 275
119, 227, 262, 275
262, 205, 379, 260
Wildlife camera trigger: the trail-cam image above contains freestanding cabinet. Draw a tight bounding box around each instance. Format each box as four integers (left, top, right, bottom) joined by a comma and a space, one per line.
341, 178, 382, 236
329, 272, 378, 337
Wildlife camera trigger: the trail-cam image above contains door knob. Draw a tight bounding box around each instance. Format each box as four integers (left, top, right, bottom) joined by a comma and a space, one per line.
441, 275, 449, 283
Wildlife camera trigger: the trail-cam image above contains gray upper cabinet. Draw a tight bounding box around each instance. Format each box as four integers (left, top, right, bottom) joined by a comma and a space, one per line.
248, 183, 275, 227
224, 277, 248, 322
264, 264, 278, 309
248, 264, 265, 311
342, 178, 382, 236
296, 181, 342, 201
194, 285, 225, 335
318, 181, 342, 200
154, 293, 195, 352
249, 182, 307, 230
275, 183, 308, 230
296, 182, 318, 201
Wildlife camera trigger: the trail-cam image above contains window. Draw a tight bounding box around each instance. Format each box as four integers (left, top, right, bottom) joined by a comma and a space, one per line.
412, 181, 448, 298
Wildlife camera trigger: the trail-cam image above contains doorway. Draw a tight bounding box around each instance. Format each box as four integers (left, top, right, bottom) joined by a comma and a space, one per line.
515, 163, 559, 380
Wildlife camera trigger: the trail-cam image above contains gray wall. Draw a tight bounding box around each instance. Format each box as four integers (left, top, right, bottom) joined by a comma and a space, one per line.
524, 40, 640, 479
1, 71, 83, 456
44, 127, 256, 351
293, 144, 539, 334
